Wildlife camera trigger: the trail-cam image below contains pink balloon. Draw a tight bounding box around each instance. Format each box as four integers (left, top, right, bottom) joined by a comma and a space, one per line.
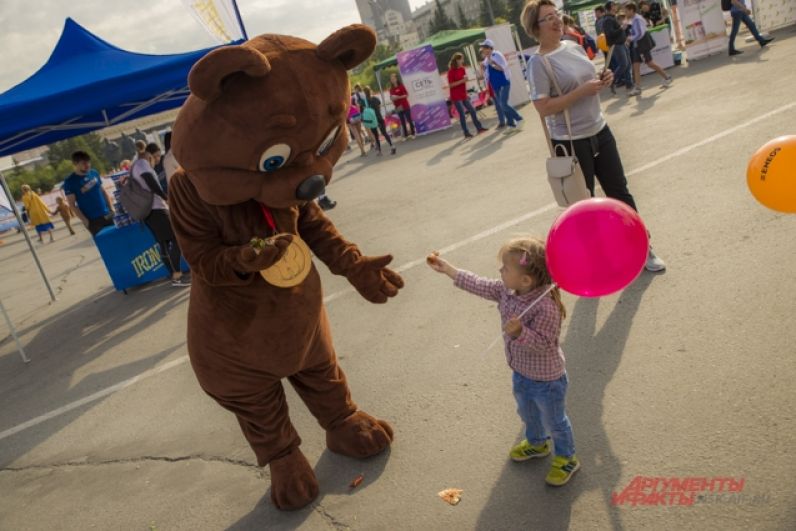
546, 198, 649, 297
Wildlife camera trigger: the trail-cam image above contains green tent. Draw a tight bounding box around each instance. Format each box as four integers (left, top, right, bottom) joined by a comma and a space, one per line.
564, 0, 605, 10
374, 28, 487, 71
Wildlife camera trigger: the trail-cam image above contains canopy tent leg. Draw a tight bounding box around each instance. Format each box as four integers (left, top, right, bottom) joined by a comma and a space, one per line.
0, 296, 29, 363
0, 172, 57, 303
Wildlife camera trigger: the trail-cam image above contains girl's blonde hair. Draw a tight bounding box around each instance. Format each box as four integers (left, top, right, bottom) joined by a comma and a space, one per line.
520, 0, 558, 39
449, 52, 464, 69
499, 237, 566, 319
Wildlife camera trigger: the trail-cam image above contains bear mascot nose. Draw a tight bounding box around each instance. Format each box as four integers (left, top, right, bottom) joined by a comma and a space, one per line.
295, 174, 326, 200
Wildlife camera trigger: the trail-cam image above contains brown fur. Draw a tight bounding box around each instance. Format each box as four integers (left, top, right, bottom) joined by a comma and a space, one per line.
168, 25, 401, 511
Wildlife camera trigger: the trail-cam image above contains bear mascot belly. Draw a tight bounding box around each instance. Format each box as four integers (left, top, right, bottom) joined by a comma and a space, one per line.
167, 25, 402, 511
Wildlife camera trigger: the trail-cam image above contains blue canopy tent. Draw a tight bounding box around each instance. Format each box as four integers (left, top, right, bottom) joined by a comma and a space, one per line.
0, 17, 235, 362
0, 17, 229, 157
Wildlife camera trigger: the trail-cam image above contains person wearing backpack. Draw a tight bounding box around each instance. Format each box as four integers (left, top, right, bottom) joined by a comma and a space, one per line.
724, 0, 773, 56
361, 86, 396, 156
129, 143, 190, 287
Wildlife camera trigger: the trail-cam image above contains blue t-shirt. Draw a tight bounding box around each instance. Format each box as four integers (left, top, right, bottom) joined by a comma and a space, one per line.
62, 169, 109, 220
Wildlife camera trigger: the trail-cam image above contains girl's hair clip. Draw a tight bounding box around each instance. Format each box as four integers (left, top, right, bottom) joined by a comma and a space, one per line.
519, 250, 529, 266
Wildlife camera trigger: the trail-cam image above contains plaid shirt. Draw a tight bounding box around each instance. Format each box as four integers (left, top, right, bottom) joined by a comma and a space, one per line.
454, 270, 566, 381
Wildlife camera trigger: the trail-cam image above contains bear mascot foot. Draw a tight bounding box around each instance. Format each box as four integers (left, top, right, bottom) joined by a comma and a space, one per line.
326, 411, 394, 458
269, 448, 319, 510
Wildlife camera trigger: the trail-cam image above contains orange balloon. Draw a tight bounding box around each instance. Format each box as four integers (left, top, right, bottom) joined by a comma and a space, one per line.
597, 34, 609, 53
747, 135, 796, 213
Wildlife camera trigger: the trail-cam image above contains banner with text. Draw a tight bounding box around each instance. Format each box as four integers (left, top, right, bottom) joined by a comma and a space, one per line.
396, 45, 451, 135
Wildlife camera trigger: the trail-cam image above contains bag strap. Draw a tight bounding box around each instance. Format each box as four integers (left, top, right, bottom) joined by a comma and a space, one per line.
538, 53, 576, 157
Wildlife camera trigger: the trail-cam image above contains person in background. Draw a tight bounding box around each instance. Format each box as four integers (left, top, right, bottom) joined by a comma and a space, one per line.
521, 0, 665, 272
347, 95, 367, 157
480, 39, 524, 134
63, 150, 114, 236
362, 86, 396, 155
389, 73, 416, 140
727, 0, 774, 56
625, 2, 672, 96
447, 53, 489, 139
594, 5, 607, 36
562, 15, 597, 60
130, 143, 190, 287
21, 185, 55, 243
603, 1, 634, 95
352, 83, 367, 108
50, 196, 76, 236
146, 143, 167, 196
161, 132, 180, 185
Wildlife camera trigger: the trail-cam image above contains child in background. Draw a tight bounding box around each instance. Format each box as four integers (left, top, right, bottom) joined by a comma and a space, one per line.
51, 196, 76, 236
427, 237, 580, 486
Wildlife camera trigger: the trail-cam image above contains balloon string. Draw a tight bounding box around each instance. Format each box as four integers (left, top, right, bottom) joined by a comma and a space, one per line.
481, 283, 557, 356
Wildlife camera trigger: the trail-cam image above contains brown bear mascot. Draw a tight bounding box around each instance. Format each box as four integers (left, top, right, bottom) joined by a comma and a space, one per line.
168, 25, 402, 510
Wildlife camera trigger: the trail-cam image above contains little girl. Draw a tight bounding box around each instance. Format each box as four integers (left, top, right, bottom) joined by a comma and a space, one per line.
51, 196, 76, 236
427, 237, 580, 486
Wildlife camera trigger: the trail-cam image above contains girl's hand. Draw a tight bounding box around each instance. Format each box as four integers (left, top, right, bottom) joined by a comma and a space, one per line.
426, 252, 456, 277
504, 317, 522, 339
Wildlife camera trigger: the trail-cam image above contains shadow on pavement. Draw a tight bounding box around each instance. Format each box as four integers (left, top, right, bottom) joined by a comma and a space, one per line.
0, 283, 189, 469
474, 273, 654, 530
227, 447, 391, 530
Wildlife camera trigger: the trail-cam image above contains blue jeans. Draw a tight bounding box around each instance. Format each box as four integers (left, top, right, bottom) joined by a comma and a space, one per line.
494, 84, 523, 127
611, 44, 633, 89
453, 99, 483, 135
512, 371, 576, 458
729, 8, 764, 51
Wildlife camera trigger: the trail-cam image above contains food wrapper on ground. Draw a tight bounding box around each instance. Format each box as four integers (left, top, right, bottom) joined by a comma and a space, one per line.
438, 488, 463, 505
349, 474, 364, 489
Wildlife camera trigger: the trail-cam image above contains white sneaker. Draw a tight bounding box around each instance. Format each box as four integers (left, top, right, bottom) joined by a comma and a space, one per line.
629, 87, 641, 96
661, 77, 673, 87
645, 248, 666, 272
515, 119, 525, 130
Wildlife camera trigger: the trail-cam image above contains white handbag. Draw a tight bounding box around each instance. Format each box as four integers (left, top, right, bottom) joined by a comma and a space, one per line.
538, 53, 591, 207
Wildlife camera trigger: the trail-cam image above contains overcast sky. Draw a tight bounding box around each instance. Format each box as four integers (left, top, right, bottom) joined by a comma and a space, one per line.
0, 0, 431, 93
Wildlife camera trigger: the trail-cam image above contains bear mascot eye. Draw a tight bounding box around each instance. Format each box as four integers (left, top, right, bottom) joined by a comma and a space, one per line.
316, 126, 340, 156
259, 144, 292, 172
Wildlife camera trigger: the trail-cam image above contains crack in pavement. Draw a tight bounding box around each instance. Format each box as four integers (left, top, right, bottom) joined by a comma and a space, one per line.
1, 454, 263, 476
54, 253, 88, 296
313, 503, 351, 530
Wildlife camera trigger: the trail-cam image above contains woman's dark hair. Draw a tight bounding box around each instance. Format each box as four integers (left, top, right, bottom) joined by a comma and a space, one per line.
145, 142, 161, 155
164, 132, 172, 153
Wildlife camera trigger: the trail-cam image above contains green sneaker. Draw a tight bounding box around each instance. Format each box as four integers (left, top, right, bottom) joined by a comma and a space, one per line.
545, 455, 581, 486
509, 439, 551, 462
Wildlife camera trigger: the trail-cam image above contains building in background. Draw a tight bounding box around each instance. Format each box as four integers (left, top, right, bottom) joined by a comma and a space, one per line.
356, 0, 421, 49
412, 0, 482, 41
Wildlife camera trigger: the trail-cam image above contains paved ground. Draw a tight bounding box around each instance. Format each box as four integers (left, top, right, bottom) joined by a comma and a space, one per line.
2, 28, 795, 531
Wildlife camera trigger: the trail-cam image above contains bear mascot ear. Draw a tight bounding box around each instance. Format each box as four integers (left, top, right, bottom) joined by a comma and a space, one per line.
188, 46, 271, 102
316, 24, 376, 70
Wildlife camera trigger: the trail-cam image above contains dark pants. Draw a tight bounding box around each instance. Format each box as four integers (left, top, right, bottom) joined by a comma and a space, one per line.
88, 215, 114, 236
453, 99, 484, 135
552, 125, 638, 211
611, 44, 634, 89
144, 208, 183, 275
396, 108, 415, 137
729, 8, 764, 52
369, 119, 393, 151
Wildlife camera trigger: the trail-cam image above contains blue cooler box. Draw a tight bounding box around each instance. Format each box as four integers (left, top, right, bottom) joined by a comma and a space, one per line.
94, 223, 188, 292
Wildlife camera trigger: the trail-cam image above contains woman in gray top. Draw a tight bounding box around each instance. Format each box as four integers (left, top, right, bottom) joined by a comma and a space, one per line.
521, 0, 665, 272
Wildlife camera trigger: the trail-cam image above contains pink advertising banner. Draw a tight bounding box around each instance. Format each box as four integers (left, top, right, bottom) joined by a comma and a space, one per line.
396, 45, 451, 135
